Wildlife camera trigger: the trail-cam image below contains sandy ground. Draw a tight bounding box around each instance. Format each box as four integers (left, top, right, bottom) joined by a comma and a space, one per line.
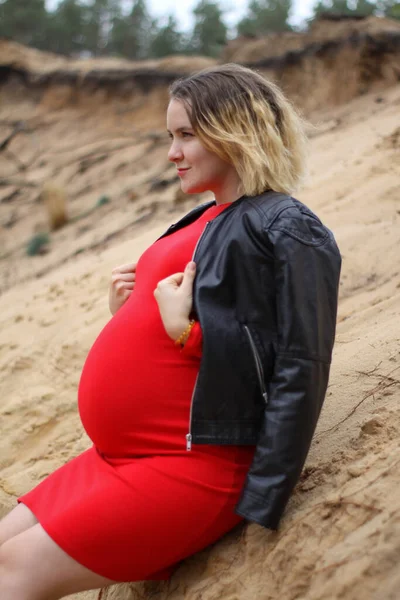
1, 30, 400, 600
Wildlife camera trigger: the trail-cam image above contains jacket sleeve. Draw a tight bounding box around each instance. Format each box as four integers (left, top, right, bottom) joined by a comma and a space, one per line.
235, 220, 341, 530
180, 320, 203, 359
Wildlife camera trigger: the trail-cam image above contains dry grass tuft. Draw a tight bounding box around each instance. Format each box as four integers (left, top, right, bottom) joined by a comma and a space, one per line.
41, 182, 68, 230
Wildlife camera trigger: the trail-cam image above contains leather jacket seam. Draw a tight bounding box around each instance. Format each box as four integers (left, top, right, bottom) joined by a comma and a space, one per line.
238, 489, 268, 504
260, 200, 295, 230
273, 227, 330, 247
245, 197, 268, 223
276, 351, 331, 364
260, 202, 330, 248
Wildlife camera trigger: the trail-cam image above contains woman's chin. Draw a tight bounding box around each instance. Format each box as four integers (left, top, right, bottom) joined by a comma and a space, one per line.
180, 184, 196, 195
181, 182, 206, 195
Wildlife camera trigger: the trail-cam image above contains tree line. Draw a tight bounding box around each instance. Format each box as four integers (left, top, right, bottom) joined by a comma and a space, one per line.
0, 0, 399, 60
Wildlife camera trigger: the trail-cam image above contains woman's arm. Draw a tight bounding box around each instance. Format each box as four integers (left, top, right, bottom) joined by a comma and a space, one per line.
236, 221, 341, 529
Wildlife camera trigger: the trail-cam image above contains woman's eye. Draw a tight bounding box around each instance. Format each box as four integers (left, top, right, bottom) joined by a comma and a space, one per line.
167, 131, 193, 140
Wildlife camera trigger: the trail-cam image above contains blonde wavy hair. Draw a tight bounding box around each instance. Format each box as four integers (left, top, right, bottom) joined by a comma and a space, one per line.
169, 63, 308, 197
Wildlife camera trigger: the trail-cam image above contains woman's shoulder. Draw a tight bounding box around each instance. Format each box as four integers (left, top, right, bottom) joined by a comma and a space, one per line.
240, 191, 294, 222
241, 192, 335, 250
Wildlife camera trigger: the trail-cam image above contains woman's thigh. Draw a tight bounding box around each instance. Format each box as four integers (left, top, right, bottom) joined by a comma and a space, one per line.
0, 523, 115, 600
0, 503, 38, 546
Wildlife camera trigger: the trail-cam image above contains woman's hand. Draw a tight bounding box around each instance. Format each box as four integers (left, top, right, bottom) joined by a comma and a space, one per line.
154, 262, 196, 341
109, 262, 137, 315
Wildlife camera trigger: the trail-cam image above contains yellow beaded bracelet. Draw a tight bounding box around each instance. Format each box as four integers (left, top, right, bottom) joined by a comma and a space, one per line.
175, 319, 196, 347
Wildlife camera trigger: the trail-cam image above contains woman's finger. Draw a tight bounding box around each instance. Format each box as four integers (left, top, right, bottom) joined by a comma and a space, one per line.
180, 262, 196, 294
112, 262, 137, 275
115, 280, 134, 290
112, 273, 135, 283
157, 273, 184, 289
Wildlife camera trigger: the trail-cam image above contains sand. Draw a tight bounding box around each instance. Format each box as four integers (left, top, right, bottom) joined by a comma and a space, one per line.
0, 19, 400, 600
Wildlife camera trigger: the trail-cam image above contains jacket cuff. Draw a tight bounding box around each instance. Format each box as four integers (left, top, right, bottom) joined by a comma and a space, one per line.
180, 321, 202, 359
235, 489, 284, 530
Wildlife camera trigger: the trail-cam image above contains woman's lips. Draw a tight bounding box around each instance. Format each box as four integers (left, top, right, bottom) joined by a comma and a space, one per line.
177, 168, 190, 176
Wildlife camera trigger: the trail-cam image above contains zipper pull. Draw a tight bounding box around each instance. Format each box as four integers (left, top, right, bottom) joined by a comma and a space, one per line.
186, 433, 192, 451
263, 392, 269, 404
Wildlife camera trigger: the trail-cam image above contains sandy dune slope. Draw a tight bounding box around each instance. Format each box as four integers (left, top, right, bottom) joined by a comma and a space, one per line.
0, 18, 400, 600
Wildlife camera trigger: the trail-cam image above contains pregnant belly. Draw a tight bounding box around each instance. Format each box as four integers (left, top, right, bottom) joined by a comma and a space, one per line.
78, 343, 198, 458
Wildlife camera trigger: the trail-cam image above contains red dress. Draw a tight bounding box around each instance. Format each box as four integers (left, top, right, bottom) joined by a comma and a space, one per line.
19, 202, 256, 582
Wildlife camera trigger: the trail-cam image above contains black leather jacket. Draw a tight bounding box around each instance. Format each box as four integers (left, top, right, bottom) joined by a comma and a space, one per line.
157, 191, 341, 529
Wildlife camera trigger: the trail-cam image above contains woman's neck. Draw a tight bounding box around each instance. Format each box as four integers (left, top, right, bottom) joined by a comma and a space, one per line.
213, 173, 242, 205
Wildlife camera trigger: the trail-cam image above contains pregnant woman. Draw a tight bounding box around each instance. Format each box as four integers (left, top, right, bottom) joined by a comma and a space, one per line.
0, 63, 341, 599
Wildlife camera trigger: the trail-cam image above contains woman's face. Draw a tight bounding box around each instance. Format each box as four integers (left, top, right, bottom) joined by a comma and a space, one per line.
166, 99, 239, 200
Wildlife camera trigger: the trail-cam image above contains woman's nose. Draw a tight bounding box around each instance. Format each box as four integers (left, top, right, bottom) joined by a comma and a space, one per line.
168, 140, 183, 163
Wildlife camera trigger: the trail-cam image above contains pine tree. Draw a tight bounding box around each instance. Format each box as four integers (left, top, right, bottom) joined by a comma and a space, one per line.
84, 0, 122, 56
237, 0, 293, 37
150, 15, 183, 58
356, 0, 377, 15
0, 0, 49, 49
47, 0, 87, 56
111, 0, 152, 59
377, 0, 400, 18
190, 0, 228, 57
108, 2, 127, 56
313, 0, 377, 18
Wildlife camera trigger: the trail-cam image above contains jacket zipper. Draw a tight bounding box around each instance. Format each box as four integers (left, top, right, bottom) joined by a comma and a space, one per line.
244, 325, 268, 404
186, 221, 211, 451
186, 373, 198, 451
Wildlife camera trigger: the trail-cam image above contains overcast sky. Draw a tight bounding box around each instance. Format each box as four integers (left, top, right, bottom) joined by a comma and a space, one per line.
46, 0, 317, 30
